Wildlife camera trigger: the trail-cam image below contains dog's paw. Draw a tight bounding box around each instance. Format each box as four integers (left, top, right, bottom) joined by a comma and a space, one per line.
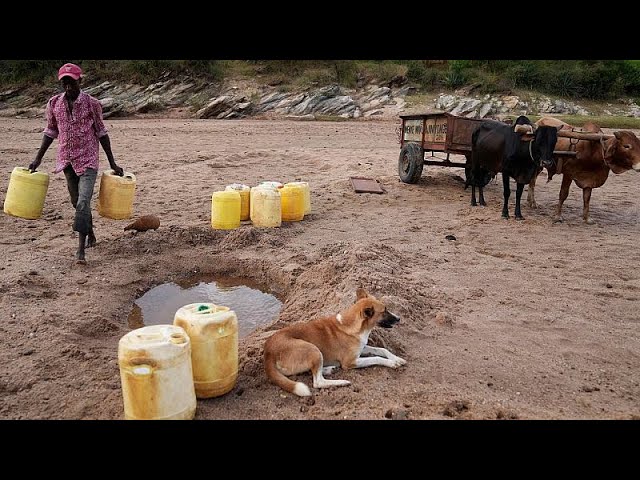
322, 366, 338, 376
314, 379, 351, 389
391, 356, 407, 368
331, 379, 351, 387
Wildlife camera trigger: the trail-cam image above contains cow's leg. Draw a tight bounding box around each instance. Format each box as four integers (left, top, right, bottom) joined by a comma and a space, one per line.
479, 185, 486, 206
582, 187, 594, 224
471, 185, 477, 206
527, 171, 538, 209
554, 174, 572, 223
501, 173, 510, 219
515, 182, 525, 220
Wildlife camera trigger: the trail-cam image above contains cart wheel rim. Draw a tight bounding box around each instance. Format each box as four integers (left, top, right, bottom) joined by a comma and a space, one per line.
400, 153, 411, 174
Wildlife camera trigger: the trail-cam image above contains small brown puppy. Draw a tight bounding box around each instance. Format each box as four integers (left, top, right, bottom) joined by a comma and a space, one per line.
124, 215, 160, 232
264, 287, 406, 397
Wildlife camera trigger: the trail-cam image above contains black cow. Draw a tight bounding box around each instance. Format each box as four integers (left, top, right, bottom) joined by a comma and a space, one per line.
468, 117, 559, 220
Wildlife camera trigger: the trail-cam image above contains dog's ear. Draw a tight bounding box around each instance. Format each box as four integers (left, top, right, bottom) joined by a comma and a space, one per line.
363, 306, 375, 318
356, 288, 368, 301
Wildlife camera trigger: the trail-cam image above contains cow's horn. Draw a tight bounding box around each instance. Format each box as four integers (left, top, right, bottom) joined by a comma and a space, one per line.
514, 124, 534, 134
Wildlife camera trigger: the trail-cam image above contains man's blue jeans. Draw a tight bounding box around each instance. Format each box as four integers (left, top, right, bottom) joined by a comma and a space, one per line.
63, 165, 97, 236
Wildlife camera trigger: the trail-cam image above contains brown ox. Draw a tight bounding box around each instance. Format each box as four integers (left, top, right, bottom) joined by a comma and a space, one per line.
527, 116, 640, 224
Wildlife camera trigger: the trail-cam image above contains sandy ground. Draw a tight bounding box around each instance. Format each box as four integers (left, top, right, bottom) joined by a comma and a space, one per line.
0, 116, 639, 420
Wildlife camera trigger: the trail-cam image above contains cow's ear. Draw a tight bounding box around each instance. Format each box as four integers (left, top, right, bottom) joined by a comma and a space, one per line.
356, 288, 368, 301
604, 137, 617, 160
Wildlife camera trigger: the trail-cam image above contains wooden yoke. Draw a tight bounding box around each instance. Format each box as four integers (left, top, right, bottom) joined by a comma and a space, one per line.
514, 124, 614, 141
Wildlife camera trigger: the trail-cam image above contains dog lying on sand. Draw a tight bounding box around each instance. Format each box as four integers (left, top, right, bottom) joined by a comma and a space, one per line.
263, 287, 406, 397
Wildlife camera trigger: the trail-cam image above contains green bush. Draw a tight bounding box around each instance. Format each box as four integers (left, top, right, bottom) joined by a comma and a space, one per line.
0, 60, 64, 84
449, 60, 471, 71
2, 60, 640, 100
355, 61, 408, 85
333, 61, 357, 87
474, 70, 512, 94
442, 69, 466, 89
0, 60, 224, 87
502, 61, 540, 90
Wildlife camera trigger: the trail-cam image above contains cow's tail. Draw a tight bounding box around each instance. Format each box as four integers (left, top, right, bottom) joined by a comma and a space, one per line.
466, 127, 483, 189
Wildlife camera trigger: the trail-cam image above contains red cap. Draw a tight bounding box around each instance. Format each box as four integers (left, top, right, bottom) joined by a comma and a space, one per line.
58, 63, 83, 81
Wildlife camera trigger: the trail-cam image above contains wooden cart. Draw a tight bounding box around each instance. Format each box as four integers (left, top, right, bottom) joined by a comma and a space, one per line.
397, 112, 609, 184
398, 112, 482, 184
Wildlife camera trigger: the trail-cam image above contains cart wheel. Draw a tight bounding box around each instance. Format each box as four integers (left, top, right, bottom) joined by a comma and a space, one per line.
398, 142, 424, 184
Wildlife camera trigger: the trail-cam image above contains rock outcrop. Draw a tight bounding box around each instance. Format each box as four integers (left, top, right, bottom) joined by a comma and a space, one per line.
2, 75, 640, 120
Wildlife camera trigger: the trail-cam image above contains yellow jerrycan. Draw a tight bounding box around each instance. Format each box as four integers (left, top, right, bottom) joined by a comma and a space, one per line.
250, 186, 281, 227
225, 183, 251, 221
280, 184, 305, 222
118, 324, 197, 420
3, 167, 49, 219
174, 303, 239, 398
211, 190, 241, 230
97, 169, 136, 219
285, 181, 311, 215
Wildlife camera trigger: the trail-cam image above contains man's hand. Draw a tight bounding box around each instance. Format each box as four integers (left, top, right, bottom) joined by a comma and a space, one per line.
111, 164, 124, 176
28, 160, 41, 173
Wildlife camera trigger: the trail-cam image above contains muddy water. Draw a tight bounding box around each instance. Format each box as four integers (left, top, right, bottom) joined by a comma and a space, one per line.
128, 276, 282, 338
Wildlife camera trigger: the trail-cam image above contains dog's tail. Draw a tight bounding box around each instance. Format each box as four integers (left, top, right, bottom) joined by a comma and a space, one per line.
264, 353, 312, 397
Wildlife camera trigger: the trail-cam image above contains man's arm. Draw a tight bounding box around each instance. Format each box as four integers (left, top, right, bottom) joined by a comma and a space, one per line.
99, 134, 124, 176
91, 97, 124, 176
28, 135, 54, 172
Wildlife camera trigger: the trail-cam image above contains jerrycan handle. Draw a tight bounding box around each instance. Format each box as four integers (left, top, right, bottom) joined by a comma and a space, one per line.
108, 169, 133, 180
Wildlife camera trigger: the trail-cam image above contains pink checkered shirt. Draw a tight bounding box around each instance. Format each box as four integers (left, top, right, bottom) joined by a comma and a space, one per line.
43, 91, 108, 175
